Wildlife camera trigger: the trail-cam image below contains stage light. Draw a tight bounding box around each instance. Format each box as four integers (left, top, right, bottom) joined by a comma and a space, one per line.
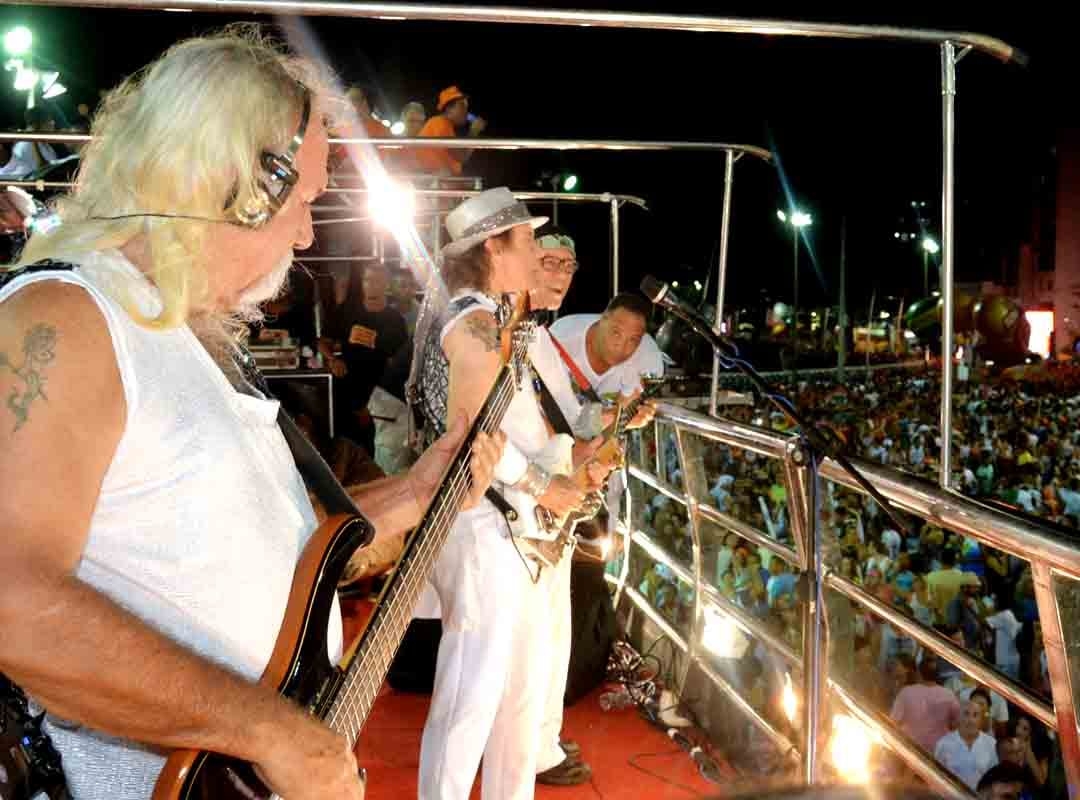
922, 237, 940, 255
4, 27, 31, 57
390, 120, 405, 136
776, 209, 787, 222
561, 173, 578, 192
791, 211, 812, 228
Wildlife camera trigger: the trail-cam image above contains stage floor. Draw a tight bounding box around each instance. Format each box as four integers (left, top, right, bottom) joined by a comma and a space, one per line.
343, 597, 731, 799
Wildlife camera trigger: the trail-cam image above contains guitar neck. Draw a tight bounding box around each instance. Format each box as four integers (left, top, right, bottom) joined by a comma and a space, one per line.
323, 363, 518, 743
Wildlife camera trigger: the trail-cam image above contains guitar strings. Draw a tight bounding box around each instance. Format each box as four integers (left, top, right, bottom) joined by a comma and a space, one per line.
329, 357, 522, 736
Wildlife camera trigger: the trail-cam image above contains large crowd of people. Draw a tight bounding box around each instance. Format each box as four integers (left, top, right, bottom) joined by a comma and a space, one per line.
627, 361, 1080, 796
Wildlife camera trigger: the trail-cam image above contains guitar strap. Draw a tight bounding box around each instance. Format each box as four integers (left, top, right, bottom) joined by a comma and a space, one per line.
529, 357, 574, 437
232, 344, 372, 525
549, 334, 603, 404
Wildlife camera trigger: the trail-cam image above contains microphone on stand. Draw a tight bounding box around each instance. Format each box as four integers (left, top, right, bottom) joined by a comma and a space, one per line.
639, 275, 914, 539
639, 275, 738, 360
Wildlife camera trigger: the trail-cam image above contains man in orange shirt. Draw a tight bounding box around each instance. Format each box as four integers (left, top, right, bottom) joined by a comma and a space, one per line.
416, 85, 487, 176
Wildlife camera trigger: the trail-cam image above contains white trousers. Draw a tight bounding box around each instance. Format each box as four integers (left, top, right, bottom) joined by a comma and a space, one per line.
418, 510, 552, 800
536, 550, 574, 773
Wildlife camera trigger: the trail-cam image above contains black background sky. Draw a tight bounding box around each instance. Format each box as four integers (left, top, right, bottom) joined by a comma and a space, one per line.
0, 2, 1071, 320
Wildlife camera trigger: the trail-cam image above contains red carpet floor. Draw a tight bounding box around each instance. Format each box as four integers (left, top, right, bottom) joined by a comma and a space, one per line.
344, 596, 732, 799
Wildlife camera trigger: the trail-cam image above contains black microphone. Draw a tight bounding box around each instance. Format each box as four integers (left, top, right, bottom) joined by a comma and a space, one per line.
640, 275, 737, 359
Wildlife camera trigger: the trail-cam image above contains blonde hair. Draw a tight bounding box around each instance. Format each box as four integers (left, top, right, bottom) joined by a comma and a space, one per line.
7, 24, 340, 330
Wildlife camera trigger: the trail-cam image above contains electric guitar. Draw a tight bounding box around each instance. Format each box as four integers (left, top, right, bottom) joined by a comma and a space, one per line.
152, 294, 535, 800
503, 378, 662, 571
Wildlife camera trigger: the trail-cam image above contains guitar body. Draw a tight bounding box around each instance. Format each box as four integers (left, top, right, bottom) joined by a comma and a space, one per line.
152, 514, 373, 800
501, 433, 574, 540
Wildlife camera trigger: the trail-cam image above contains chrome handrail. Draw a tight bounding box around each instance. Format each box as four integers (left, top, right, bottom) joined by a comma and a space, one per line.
618, 402, 1080, 794
11, 1, 1026, 64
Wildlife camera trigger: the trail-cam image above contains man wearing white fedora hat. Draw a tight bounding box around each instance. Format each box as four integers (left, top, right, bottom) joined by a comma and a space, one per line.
410, 187, 593, 800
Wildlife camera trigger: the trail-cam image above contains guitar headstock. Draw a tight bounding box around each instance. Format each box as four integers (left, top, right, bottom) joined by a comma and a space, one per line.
497, 292, 536, 382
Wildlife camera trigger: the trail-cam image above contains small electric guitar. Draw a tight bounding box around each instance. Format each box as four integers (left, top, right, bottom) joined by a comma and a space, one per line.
503, 378, 662, 572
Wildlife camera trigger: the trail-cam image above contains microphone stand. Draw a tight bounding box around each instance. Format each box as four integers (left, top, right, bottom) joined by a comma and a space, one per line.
645, 282, 920, 780
646, 291, 911, 538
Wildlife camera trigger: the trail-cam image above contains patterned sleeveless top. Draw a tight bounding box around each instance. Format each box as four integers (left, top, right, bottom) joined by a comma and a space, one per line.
415, 294, 481, 447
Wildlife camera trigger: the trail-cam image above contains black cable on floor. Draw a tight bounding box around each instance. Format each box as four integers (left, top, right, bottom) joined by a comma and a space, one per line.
627, 750, 709, 797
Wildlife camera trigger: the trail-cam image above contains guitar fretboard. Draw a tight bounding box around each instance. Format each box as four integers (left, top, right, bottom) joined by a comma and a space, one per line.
323, 333, 527, 744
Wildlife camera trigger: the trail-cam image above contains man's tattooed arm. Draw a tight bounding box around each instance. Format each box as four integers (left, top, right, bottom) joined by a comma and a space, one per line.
1, 323, 58, 431
464, 315, 499, 352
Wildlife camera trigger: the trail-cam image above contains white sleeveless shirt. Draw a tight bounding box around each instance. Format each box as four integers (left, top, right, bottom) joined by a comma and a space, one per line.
0, 250, 343, 799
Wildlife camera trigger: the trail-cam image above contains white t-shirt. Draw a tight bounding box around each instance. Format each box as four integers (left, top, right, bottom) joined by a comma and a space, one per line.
881, 528, 902, 560
933, 730, 998, 790
985, 609, 1023, 670
549, 313, 664, 400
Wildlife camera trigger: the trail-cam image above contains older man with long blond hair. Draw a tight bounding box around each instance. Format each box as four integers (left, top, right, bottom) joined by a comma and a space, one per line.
0, 25, 502, 800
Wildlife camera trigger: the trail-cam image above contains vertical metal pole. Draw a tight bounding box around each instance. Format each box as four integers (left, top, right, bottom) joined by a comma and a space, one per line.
789, 440, 823, 783
610, 197, 620, 297
673, 427, 701, 694
792, 230, 800, 369
940, 41, 957, 490
709, 149, 736, 418
837, 216, 847, 375
1030, 564, 1080, 795
923, 249, 930, 297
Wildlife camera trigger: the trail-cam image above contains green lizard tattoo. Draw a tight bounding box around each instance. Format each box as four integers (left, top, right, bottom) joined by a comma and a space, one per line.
1, 323, 58, 431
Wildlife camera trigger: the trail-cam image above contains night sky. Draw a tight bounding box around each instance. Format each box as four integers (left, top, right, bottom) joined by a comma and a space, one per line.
0, 2, 1070, 320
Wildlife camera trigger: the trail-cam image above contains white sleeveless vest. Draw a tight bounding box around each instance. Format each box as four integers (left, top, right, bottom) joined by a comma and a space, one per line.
0, 250, 342, 799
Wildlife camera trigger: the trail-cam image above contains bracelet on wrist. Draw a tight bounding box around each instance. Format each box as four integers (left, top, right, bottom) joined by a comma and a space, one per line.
513, 462, 552, 498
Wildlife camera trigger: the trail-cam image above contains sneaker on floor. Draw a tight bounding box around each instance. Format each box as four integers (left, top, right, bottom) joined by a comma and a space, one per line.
537, 757, 592, 786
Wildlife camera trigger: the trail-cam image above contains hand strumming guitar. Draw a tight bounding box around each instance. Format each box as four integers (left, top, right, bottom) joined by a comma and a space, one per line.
539, 475, 589, 518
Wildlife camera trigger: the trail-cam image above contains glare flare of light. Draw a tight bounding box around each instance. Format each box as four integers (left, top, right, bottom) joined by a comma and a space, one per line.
781, 672, 798, 723
42, 81, 66, 99
13, 66, 37, 91
922, 237, 940, 255
791, 211, 812, 228
367, 175, 416, 233
776, 209, 787, 222
390, 120, 405, 136
599, 536, 612, 560
829, 713, 875, 783
702, 608, 747, 658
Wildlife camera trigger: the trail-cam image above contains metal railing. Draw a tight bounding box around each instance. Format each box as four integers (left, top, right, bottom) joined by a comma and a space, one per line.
611, 401, 1080, 796
10, 0, 1029, 492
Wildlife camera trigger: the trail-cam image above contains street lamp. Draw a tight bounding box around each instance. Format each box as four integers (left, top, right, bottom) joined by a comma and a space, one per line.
921, 236, 939, 297
777, 207, 812, 364
5, 26, 37, 109
4, 27, 32, 57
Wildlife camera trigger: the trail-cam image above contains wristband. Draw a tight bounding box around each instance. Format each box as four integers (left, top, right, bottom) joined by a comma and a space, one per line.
513, 462, 552, 498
